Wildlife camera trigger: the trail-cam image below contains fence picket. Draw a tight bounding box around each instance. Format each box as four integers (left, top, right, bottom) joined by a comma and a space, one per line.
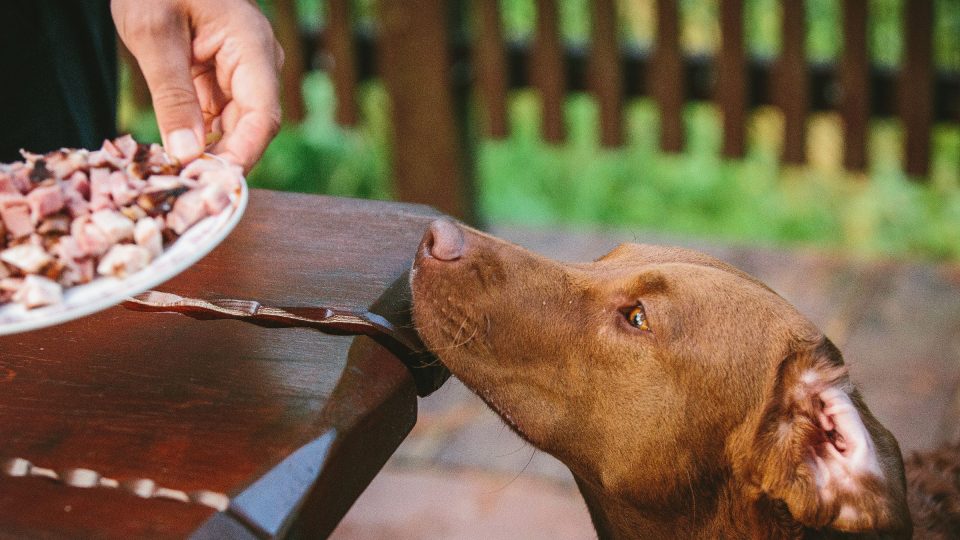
841, 0, 869, 171
474, 0, 510, 138
717, 0, 746, 158
652, 0, 685, 152
775, 0, 808, 164
532, 0, 566, 143
589, 0, 625, 147
273, 0, 306, 122
327, 0, 360, 126
900, 0, 934, 178
376, 0, 475, 222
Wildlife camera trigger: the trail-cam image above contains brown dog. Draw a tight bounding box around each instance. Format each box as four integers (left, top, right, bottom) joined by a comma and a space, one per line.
410, 219, 914, 539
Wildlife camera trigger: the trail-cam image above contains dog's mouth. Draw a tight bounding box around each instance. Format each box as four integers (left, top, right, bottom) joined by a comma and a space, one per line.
410, 219, 497, 356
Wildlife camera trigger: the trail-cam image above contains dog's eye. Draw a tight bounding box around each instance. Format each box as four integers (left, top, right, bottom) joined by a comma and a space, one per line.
624, 303, 650, 331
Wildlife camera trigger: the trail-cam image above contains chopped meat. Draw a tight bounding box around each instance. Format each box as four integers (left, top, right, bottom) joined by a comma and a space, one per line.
90, 209, 135, 244
45, 149, 89, 179
12, 275, 63, 308
198, 165, 244, 195
108, 170, 137, 206
88, 168, 113, 211
166, 188, 208, 234
201, 183, 231, 215
7, 164, 31, 193
97, 244, 152, 278
0, 194, 34, 239
1, 244, 54, 273
0, 171, 18, 194
27, 184, 65, 223
0, 138, 240, 310
134, 217, 164, 258
37, 214, 71, 236
71, 216, 111, 258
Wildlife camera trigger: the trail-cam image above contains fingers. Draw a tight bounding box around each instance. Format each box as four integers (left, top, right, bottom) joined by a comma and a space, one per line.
211, 35, 282, 172
112, 1, 205, 164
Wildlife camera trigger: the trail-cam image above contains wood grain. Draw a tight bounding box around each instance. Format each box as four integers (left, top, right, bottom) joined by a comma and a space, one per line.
0, 190, 446, 538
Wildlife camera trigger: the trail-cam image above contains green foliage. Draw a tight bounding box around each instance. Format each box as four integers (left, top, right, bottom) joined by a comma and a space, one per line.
122, 1, 960, 262
247, 73, 392, 199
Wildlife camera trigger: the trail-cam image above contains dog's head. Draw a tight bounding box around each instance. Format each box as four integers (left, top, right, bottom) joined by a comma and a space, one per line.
410, 219, 910, 536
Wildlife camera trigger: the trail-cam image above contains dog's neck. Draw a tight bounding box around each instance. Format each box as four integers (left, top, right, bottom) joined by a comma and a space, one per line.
573, 473, 809, 540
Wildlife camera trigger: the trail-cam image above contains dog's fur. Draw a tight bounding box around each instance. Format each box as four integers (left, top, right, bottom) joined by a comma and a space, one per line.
410, 220, 924, 539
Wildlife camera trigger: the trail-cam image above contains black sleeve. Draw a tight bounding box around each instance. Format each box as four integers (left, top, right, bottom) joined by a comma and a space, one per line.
0, 1, 117, 162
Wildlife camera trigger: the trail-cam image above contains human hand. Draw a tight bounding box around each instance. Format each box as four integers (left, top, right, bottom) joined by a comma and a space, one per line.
112, 0, 283, 172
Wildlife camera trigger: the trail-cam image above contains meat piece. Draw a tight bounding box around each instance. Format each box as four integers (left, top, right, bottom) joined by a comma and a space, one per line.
67, 170, 90, 198
97, 244, 151, 278
0, 263, 9, 279
12, 275, 63, 308
166, 188, 208, 234
7, 163, 31, 193
201, 183, 231, 215
134, 217, 164, 258
0, 194, 34, 239
180, 158, 221, 179
26, 184, 65, 223
52, 235, 86, 262
37, 214, 71, 236
99, 138, 130, 169
0, 171, 17, 194
108, 170, 137, 206
88, 168, 114, 211
114, 134, 139, 161
63, 184, 91, 218
1, 244, 53, 273
45, 149, 88, 179
49, 235, 89, 286
198, 164, 244, 195
90, 209, 135, 244
71, 217, 111, 258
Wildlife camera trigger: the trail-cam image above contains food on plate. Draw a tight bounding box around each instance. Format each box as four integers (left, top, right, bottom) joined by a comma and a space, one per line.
0, 136, 242, 309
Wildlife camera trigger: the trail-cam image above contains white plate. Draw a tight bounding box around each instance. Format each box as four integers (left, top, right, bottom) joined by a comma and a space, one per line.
0, 161, 248, 336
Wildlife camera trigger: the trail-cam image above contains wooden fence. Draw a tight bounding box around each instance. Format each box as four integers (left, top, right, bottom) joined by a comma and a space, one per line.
128, 1, 960, 223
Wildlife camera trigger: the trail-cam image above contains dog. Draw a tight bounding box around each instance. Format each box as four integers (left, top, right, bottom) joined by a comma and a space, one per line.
409, 219, 933, 539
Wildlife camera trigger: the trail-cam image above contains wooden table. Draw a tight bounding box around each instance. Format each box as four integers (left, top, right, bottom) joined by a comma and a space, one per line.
0, 190, 449, 539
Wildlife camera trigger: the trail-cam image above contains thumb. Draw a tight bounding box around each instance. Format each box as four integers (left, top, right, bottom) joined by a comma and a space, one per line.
119, 11, 204, 163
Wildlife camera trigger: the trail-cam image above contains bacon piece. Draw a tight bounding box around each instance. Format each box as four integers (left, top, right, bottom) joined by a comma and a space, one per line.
63, 174, 91, 218
134, 217, 164, 258
1, 244, 53, 273
201, 183, 230, 215
90, 209, 135, 244
71, 216, 110, 258
44, 149, 88, 179
88, 168, 114, 211
12, 275, 63, 308
0, 194, 34, 239
26, 184, 65, 223
97, 244, 151, 278
108, 170, 138, 206
198, 164, 244, 195
166, 188, 208, 234
0, 171, 18, 194
7, 163, 31, 193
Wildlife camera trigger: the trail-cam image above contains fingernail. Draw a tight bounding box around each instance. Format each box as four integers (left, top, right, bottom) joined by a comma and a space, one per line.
167, 129, 201, 161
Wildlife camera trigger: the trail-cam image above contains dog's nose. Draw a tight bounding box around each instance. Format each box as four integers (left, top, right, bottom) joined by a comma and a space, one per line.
423, 218, 465, 261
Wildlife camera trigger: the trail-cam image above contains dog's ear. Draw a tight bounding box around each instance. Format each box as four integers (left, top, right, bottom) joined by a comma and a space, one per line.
741, 339, 907, 533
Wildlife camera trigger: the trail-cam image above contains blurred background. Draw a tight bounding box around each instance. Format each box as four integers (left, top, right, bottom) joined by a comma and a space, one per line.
122, 1, 960, 537
118, 0, 960, 262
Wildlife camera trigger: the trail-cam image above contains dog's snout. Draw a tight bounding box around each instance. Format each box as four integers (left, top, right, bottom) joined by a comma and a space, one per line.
422, 218, 465, 261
